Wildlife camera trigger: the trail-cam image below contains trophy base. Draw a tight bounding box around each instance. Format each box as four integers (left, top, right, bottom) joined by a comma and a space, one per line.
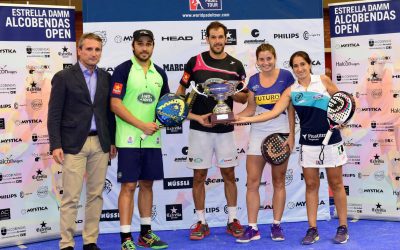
210, 112, 235, 125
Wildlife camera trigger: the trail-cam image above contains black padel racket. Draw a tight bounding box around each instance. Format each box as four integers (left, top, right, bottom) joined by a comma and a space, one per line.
261, 133, 290, 165
322, 91, 355, 145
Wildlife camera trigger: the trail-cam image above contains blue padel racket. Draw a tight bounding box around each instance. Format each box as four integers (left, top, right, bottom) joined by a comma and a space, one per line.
140, 93, 189, 140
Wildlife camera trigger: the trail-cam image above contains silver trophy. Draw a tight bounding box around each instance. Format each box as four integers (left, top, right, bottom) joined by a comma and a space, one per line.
191, 78, 246, 125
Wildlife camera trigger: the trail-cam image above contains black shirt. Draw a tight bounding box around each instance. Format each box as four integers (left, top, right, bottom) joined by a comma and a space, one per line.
180, 51, 246, 133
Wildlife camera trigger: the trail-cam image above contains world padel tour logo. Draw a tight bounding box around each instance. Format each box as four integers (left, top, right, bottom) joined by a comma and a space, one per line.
189, 0, 222, 11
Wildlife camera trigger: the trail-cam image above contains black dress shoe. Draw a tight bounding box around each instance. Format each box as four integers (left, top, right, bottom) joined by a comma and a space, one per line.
60, 247, 73, 250
83, 243, 100, 250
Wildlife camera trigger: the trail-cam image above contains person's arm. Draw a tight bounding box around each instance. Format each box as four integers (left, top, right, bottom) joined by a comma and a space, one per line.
176, 84, 187, 96
110, 64, 158, 135
47, 72, 66, 164
286, 102, 296, 151
321, 74, 339, 96
236, 90, 256, 117
232, 61, 248, 104
235, 87, 291, 124
105, 72, 117, 159
232, 91, 248, 104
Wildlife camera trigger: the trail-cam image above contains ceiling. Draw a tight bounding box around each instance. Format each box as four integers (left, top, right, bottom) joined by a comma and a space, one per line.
0, 0, 358, 12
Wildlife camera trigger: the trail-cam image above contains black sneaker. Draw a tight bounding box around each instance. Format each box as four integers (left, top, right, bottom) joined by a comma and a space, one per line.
302, 227, 319, 245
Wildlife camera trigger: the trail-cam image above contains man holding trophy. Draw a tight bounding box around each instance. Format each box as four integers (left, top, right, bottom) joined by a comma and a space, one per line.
176, 21, 247, 240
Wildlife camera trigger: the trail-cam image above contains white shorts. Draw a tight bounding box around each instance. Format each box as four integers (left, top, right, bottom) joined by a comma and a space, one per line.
248, 106, 289, 155
247, 128, 290, 156
187, 130, 238, 169
299, 142, 348, 168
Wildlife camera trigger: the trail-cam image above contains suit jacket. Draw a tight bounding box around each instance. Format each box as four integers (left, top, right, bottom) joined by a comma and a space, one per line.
47, 63, 115, 154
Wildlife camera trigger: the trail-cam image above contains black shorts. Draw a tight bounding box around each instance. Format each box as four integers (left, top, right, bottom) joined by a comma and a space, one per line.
117, 148, 164, 183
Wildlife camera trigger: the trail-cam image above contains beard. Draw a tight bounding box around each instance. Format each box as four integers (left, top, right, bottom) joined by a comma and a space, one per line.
210, 43, 225, 55
133, 50, 152, 63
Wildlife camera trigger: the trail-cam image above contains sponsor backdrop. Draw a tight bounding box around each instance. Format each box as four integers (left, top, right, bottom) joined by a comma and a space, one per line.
0, 0, 329, 247
83, 0, 330, 233
330, 0, 400, 220
0, 3, 76, 248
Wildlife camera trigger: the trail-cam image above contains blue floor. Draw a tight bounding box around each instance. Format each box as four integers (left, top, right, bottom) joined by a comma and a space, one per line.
2, 218, 399, 250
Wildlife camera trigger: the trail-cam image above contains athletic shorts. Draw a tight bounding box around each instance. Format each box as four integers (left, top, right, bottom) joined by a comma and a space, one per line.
117, 148, 164, 183
299, 142, 348, 168
248, 128, 290, 156
187, 130, 238, 169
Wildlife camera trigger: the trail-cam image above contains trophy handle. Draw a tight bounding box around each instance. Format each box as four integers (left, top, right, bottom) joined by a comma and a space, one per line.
190, 81, 208, 97
232, 80, 247, 95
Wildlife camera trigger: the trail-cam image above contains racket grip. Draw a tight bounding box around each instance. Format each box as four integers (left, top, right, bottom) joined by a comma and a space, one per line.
140, 125, 165, 140
322, 130, 333, 146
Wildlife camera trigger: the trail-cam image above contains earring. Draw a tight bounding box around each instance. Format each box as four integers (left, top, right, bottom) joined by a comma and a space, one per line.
255, 64, 261, 72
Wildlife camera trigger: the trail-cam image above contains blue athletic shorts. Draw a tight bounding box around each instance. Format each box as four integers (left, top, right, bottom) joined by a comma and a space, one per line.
117, 148, 164, 183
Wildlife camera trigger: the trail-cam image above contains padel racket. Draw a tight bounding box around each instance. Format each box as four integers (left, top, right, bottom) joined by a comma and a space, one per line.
322, 91, 355, 145
140, 93, 189, 140
261, 133, 290, 165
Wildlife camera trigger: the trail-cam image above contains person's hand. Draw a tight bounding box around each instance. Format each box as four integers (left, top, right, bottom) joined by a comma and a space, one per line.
109, 145, 117, 159
283, 134, 295, 152
141, 122, 159, 135
196, 113, 213, 127
52, 148, 64, 165
232, 116, 251, 124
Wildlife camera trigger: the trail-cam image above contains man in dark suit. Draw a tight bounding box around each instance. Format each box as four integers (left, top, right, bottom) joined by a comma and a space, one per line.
48, 33, 117, 250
